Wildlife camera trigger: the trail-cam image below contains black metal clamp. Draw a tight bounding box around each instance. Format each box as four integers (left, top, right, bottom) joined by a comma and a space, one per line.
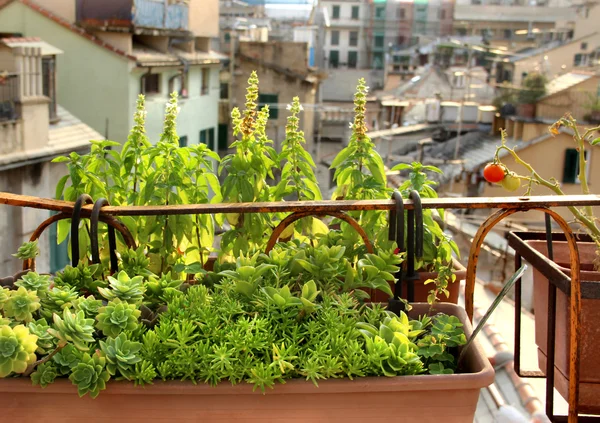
70, 194, 93, 266
405, 190, 424, 303
388, 190, 405, 314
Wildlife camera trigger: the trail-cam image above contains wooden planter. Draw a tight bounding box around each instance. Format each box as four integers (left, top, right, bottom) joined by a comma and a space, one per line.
528, 240, 600, 414
370, 258, 466, 303
1, 304, 493, 423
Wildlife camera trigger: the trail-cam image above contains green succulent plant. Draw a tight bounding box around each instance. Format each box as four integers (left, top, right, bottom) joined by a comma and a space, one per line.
40, 286, 79, 319
0, 324, 38, 377
53, 263, 104, 295
31, 362, 58, 387
120, 247, 157, 279
143, 272, 183, 308
3, 287, 40, 323
98, 271, 145, 305
47, 309, 96, 351
14, 272, 51, 295
52, 344, 81, 375
28, 318, 57, 354
0, 287, 9, 308
12, 240, 39, 260
96, 299, 141, 338
132, 360, 157, 386
99, 333, 142, 379
71, 296, 103, 319
69, 352, 111, 398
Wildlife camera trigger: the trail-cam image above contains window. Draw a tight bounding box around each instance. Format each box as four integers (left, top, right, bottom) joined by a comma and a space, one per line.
220, 82, 229, 99
372, 52, 384, 69
452, 73, 465, 88
329, 50, 339, 68
201, 68, 210, 95
351, 5, 359, 19
199, 128, 215, 150
224, 32, 231, 43
141, 73, 160, 95
179, 135, 188, 148
374, 34, 384, 49
397, 35, 405, 46
397, 8, 405, 19
439, 9, 446, 19
349, 31, 359, 46
563, 148, 590, 183
504, 29, 512, 40
332, 5, 340, 19
375, 6, 385, 18
331, 30, 340, 46
581, 42, 588, 50
42, 56, 57, 121
258, 94, 279, 119
574, 53, 589, 67
169, 73, 188, 97
348, 51, 358, 68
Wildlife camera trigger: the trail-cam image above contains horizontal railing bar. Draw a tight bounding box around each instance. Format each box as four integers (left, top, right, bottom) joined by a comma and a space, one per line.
1, 192, 600, 216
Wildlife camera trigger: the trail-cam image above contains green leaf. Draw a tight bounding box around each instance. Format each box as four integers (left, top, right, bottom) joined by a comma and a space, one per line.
591, 137, 600, 145
330, 146, 353, 169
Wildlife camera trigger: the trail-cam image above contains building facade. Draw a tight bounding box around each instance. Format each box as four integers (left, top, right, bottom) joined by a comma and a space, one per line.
0, 0, 222, 150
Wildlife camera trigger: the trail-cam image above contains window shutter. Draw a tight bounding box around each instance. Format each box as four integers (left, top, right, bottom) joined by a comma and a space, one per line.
562, 148, 579, 183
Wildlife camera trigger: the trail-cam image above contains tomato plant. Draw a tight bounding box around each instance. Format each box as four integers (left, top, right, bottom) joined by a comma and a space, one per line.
483, 163, 505, 183
501, 173, 520, 192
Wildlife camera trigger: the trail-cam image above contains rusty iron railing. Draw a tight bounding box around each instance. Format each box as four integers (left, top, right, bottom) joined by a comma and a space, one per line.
1, 191, 600, 423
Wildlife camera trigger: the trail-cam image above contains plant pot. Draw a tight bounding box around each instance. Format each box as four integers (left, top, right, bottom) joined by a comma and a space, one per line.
517, 103, 536, 119
527, 239, 600, 414
370, 258, 466, 303
0, 304, 493, 422
590, 110, 600, 124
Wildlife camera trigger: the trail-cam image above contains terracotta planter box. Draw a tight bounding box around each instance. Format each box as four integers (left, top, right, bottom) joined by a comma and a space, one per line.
1, 304, 493, 422
517, 103, 536, 119
528, 240, 600, 414
370, 258, 466, 303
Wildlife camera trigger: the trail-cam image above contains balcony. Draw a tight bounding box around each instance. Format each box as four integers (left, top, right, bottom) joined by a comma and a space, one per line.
76, 0, 189, 33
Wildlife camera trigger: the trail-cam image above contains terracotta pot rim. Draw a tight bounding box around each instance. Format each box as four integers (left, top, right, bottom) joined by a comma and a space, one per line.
0, 304, 493, 397
417, 258, 467, 280
526, 240, 600, 280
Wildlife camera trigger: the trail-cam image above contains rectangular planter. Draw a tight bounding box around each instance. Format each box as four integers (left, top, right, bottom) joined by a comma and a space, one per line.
528, 239, 600, 415
0, 303, 493, 422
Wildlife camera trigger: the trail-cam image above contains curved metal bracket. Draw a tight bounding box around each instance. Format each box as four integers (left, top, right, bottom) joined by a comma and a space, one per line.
265, 211, 374, 255
464, 207, 581, 422
90, 198, 119, 274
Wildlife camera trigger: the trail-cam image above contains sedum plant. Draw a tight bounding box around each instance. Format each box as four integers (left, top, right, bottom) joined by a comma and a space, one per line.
0, 324, 38, 377
99, 333, 142, 380
69, 352, 111, 398
48, 309, 96, 351
3, 287, 40, 323
14, 272, 51, 296
31, 362, 58, 388
98, 271, 145, 305
40, 286, 79, 320
12, 240, 39, 261
96, 299, 141, 338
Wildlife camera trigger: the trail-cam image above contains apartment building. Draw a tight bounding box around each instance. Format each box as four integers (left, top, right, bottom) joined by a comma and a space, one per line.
0, 37, 101, 276
0, 0, 222, 150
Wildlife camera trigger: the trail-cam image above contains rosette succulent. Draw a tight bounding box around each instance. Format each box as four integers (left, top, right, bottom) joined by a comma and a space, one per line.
69, 352, 111, 398
120, 247, 157, 279
96, 299, 141, 338
40, 286, 79, 319
99, 333, 142, 379
0, 324, 38, 377
53, 263, 104, 294
31, 362, 58, 387
28, 318, 56, 354
47, 309, 95, 351
14, 272, 51, 295
144, 273, 183, 308
12, 240, 39, 260
52, 344, 81, 375
0, 287, 8, 308
3, 287, 40, 323
72, 296, 103, 319
98, 271, 145, 305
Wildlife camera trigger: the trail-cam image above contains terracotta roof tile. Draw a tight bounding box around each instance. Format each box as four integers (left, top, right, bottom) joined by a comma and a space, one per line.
0, 0, 136, 61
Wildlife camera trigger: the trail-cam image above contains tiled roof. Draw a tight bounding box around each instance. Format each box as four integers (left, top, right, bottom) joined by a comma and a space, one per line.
1, 36, 63, 55
0, 0, 137, 61
132, 43, 224, 66
543, 71, 596, 98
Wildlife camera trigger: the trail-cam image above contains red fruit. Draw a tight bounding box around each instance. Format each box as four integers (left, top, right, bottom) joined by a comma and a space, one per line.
483, 163, 506, 183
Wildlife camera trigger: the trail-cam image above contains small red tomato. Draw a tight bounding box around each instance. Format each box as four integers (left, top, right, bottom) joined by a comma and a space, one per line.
483, 163, 506, 183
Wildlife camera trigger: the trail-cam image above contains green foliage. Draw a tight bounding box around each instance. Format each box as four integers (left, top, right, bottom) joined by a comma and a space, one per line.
71, 295, 103, 319
98, 271, 145, 305
53, 94, 221, 274
518, 72, 547, 104
120, 247, 157, 279
3, 287, 40, 323
48, 309, 96, 351
28, 318, 56, 354
69, 352, 111, 398
12, 240, 39, 260
52, 344, 81, 375
0, 324, 38, 377
53, 263, 104, 295
96, 299, 141, 338
14, 272, 51, 296
31, 362, 58, 388
219, 71, 278, 257
143, 273, 183, 309
40, 286, 79, 320
99, 333, 142, 379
